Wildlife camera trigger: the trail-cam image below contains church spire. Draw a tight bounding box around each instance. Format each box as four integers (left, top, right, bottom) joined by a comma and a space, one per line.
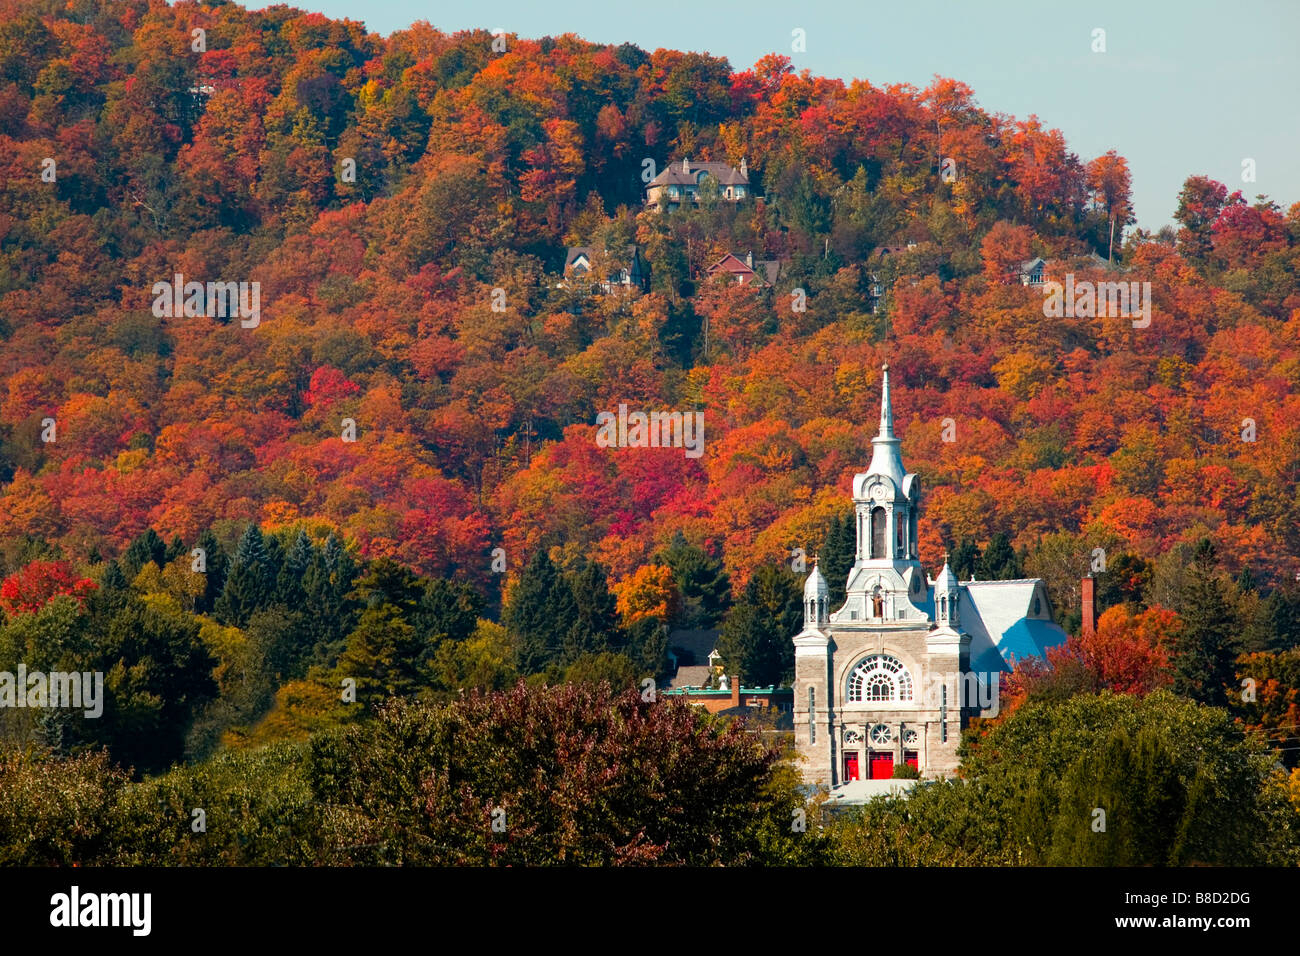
864, 364, 906, 484
879, 363, 894, 439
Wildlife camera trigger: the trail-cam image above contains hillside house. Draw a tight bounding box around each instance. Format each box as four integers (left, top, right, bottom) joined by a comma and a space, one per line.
705, 251, 785, 287
561, 245, 648, 292
646, 158, 750, 211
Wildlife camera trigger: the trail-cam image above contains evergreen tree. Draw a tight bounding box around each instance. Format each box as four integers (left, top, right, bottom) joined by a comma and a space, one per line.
80, 561, 132, 638
949, 538, 981, 580
164, 535, 187, 564
122, 528, 166, 580
977, 533, 1022, 580
564, 559, 623, 662
192, 529, 229, 615
626, 616, 671, 681
337, 604, 425, 699
276, 529, 313, 607
214, 524, 275, 627
1095, 552, 1152, 611
353, 558, 424, 613
413, 578, 483, 646
1168, 539, 1241, 708
506, 551, 577, 674
657, 532, 732, 629
264, 535, 285, 591
820, 511, 856, 611
303, 533, 359, 667
716, 563, 801, 687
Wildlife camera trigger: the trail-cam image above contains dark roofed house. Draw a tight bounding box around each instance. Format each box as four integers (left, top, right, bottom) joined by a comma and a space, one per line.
646, 157, 750, 211
705, 251, 786, 288
1018, 257, 1047, 286
562, 244, 648, 292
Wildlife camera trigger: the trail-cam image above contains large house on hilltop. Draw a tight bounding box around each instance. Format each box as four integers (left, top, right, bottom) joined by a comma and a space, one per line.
646, 158, 750, 211
793, 366, 1067, 793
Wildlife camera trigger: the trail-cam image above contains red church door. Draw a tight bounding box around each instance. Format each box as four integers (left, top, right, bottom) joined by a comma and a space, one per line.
904, 750, 919, 769
869, 752, 894, 779
844, 752, 859, 782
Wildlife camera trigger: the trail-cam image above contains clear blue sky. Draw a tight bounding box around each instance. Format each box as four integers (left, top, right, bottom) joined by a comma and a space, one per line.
287, 0, 1299, 230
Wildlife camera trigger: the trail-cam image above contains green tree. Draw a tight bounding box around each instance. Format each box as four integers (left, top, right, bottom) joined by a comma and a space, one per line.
717, 564, 800, 686
89, 599, 220, 775
192, 529, 229, 615
563, 559, 623, 662
949, 538, 980, 580
121, 528, 166, 580
1168, 540, 1241, 708
820, 511, 856, 611
658, 532, 732, 629
506, 551, 576, 674
214, 524, 276, 627
302, 533, 359, 666
977, 532, 1023, 580
829, 690, 1299, 866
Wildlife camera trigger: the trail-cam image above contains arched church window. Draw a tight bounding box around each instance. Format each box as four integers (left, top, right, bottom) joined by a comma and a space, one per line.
896, 512, 905, 556
1033, 596, 1042, 616
847, 655, 914, 703
870, 507, 886, 559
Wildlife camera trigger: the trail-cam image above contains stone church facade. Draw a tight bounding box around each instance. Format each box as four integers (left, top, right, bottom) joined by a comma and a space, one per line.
793, 366, 1067, 787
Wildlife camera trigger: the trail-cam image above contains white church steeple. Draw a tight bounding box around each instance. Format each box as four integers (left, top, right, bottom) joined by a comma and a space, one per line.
836, 365, 928, 624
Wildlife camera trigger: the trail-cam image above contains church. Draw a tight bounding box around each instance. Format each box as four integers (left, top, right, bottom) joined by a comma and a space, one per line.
793, 366, 1067, 787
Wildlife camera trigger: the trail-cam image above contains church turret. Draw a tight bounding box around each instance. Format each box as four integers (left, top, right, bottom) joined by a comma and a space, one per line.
804, 560, 829, 627
934, 561, 960, 628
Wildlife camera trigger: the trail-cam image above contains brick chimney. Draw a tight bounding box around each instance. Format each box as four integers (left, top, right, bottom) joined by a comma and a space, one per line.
730, 675, 741, 708
745, 251, 753, 268
681, 157, 690, 174
1081, 574, 1096, 639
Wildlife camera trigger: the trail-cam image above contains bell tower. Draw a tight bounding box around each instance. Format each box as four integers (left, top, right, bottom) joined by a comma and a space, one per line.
833, 365, 929, 624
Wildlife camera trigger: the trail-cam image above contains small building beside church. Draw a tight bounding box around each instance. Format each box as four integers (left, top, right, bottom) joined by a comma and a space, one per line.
793, 366, 1066, 790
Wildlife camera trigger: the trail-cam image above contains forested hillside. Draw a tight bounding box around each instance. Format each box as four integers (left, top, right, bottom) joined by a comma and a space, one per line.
1, 0, 1299, 777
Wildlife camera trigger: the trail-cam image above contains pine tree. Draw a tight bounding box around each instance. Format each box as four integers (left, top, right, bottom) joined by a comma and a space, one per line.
303, 533, 359, 666
193, 529, 228, 615
977, 533, 1022, 580
949, 538, 981, 580
1168, 539, 1241, 708
657, 532, 732, 628
353, 558, 424, 612
414, 578, 483, 646
716, 563, 800, 687
122, 528, 166, 579
820, 511, 856, 611
506, 551, 577, 674
337, 604, 425, 699
164, 535, 187, 564
276, 529, 313, 606
214, 524, 275, 627
564, 559, 623, 663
